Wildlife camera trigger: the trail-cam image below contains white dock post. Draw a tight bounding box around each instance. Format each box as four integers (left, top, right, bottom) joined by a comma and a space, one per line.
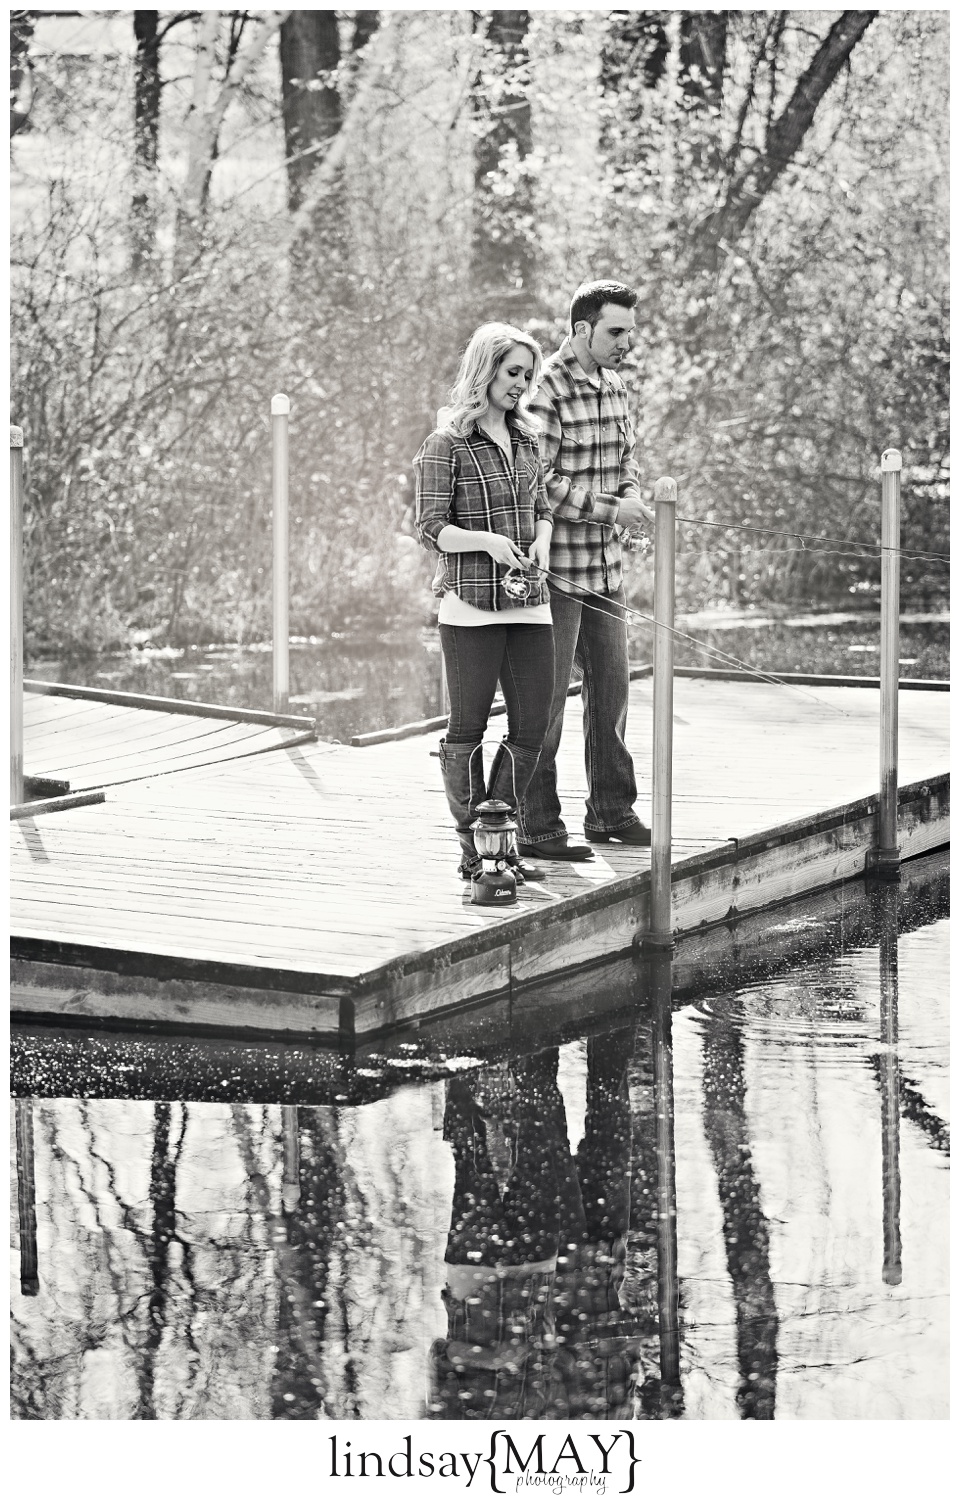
10, 425, 24, 807
874, 448, 902, 878
272, 394, 291, 714
648, 476, 677, 948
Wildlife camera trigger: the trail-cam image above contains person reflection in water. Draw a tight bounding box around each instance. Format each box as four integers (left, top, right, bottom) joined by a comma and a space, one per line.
428, 1032, 642, 1420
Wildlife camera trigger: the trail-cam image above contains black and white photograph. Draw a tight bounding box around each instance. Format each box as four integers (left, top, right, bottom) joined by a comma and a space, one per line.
8, 0, 950, 1488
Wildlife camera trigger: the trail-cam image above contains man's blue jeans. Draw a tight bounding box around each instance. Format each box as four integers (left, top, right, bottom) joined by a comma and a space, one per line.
518, 586, 638, 842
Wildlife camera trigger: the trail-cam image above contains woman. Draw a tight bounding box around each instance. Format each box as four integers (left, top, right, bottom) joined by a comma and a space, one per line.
414, 323, 555, 887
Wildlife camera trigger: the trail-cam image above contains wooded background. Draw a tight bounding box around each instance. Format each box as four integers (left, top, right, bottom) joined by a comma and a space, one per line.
9, 8, 949, 655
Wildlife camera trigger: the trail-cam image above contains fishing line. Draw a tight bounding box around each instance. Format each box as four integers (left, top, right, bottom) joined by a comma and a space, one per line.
674, 514, 950, 566
542, 567, 858, 719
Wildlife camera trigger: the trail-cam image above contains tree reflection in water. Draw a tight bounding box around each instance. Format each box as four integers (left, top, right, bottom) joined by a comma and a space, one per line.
137, 1102, 177, 1419
234, 1105, 345, 1421
9, 885, 949, 1420
700, 1004, 779, 1419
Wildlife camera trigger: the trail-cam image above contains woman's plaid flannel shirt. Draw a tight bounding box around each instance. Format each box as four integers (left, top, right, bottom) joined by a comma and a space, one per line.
414, 419, 553, 612
527, 340, 643, 598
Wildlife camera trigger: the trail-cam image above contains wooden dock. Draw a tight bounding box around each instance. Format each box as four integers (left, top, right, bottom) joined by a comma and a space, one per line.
10, 675, 949, 1045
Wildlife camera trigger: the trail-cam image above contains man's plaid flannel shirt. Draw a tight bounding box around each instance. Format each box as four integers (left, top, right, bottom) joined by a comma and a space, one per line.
414, 418, 553, 612
528, 339, 643, 598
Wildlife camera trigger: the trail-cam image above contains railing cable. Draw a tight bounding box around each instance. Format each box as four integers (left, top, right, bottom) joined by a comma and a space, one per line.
673, 514, 950, 565
544, 569, 857, 719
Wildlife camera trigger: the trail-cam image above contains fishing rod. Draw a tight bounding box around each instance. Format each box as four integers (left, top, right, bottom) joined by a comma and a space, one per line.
503, 562, 858, 718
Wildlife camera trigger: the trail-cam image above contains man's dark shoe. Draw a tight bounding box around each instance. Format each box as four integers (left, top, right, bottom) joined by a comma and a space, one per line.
584, 818, 651, 847
517, 836, 595, 861
505, 849, 545, 883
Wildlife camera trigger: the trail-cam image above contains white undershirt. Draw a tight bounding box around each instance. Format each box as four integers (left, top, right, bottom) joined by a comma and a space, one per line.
438, 591, 552, 627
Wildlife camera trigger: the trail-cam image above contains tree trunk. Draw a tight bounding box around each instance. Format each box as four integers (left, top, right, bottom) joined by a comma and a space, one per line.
279, 10, 342, 215
471, 9, 535, 321
689, 10, 878, 273
174, 10, 219, 273
132, 11, 161, 276
10, 10, 35, 136
678, 10, 727, 111
351, 10, 379, 56
284, 17, 393, 244
279, 10, 350, 293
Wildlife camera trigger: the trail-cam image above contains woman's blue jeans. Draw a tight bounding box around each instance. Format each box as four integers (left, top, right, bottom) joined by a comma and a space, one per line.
438, 623, 555, 853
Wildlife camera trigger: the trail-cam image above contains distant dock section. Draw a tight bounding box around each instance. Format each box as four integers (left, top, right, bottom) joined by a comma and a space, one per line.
20, 681, 316, 793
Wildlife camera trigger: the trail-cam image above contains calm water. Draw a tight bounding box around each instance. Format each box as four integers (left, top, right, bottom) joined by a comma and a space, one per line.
26, 611, 949, 744
10, 863, 949, 1421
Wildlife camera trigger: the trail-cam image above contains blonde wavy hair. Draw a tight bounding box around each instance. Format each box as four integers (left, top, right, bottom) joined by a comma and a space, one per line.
441, 323, 543, 438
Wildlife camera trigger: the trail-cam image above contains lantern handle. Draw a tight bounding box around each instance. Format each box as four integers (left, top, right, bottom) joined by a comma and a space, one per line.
468, 739, 517, 810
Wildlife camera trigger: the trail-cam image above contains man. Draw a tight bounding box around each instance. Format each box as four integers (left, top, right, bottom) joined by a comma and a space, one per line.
518, 280, 654, 862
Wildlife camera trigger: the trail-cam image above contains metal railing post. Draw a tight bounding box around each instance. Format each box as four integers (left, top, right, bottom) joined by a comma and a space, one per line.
650, 950, 682, 1409
11, 426, 24, 807
874, 448, 902, 878
271, 394, 290, 714
648, 476, 677, 948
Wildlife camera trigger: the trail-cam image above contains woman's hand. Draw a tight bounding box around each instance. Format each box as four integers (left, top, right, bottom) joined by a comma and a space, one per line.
484, 532, 530, 570
527, 533, 552, 572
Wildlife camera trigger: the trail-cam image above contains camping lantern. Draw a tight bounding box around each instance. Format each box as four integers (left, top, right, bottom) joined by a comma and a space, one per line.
470, 799, 518, 907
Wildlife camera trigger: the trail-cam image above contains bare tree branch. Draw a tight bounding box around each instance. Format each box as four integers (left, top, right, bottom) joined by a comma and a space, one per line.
690, 10, 878, 273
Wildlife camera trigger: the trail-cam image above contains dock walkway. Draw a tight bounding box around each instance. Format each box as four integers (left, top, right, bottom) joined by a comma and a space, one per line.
10, 676, 949, 1043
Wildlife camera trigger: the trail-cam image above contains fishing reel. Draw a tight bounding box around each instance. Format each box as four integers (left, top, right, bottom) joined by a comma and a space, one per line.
502, 563, 543, 601
620, 526, 651, 556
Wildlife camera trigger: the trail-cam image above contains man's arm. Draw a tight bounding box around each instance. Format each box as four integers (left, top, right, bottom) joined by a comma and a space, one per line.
617, 407, 642, 499
528, 384, 621, 528
612, 401, 655, 526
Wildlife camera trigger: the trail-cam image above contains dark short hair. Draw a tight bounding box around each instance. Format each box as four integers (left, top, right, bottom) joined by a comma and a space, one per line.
569, 280, 638, 335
